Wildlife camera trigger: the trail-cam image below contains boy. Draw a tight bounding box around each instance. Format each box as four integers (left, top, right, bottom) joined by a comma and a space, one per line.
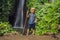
26, 7, 37, 36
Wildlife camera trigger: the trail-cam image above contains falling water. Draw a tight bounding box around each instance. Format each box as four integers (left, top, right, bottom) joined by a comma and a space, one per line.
14, 0, 25, 29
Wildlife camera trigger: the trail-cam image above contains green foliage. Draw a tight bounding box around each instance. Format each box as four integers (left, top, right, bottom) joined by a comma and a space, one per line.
0, 0, 17, 36
0, 22, 14, 36
26, 0, 49, 9
35, 4, 60, 35
0, 0, 16, 22
26, 0, 60, 35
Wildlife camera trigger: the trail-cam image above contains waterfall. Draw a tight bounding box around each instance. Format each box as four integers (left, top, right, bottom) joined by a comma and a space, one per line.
14, 0, 25, 29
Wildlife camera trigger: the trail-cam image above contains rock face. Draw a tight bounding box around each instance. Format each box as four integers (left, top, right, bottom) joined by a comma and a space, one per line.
49, 0, 54, 3
9, 0, 27, 27
0, 32, 60, 40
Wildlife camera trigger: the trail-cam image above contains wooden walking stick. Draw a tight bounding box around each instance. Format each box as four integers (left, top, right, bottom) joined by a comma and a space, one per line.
23, 11, 29, 34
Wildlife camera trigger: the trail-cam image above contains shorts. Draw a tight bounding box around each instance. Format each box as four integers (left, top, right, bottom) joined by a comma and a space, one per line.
28, 23, 35, 30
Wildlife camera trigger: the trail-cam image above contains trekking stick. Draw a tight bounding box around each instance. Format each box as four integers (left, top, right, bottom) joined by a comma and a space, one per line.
23, 11, 29, 34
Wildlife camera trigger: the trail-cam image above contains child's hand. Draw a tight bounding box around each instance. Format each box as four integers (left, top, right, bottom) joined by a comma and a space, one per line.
26, 11, 29, 18
27, 11, 29, 14
26, 15, 29, 18
34, 18, 37, 23
34, 20, 37, 23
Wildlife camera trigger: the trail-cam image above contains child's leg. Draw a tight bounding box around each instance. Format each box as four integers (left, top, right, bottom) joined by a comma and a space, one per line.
26, 24, 30, 36
32, 29, 35, 35
26, 28, 29, 36
31, 23, 35, 35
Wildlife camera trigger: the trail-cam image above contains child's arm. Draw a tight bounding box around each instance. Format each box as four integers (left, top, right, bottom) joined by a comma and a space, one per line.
34, 16, 37, 23
26, 11, 29, 18
24, 11, 29, 27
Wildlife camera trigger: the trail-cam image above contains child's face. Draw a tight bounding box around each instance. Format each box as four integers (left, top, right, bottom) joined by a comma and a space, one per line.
30, 8, 35, 13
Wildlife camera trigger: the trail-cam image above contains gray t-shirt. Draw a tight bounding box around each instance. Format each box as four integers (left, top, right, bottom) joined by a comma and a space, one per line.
28, 13, 36, 24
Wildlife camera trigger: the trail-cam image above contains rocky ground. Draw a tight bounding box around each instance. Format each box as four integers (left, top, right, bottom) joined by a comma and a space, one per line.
0, 32, 60, 40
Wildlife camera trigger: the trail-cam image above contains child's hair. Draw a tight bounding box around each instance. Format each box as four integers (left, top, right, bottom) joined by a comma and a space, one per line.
30, 7, 35, 10
29, 7, 35, 14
